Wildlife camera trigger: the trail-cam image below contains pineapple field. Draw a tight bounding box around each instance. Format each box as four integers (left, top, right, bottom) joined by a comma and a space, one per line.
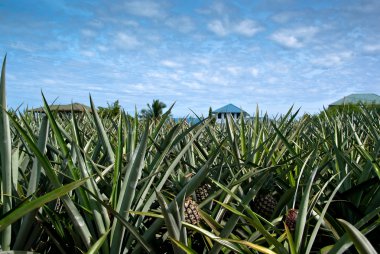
1, 56, 379, 253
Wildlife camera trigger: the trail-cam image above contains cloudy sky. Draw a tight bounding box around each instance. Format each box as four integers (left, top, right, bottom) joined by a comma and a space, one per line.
1, 0, 380, 117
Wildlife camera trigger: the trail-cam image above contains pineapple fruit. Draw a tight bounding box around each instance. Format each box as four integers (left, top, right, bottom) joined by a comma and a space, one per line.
284, 208, 298, 231
195, 183, 212, 203
184, 182, 213, 225
252, 193, 278, 220
167, 171, 212, 225
184, 196, 201, 225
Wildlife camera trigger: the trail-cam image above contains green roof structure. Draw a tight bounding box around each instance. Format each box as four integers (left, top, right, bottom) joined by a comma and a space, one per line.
329, 93, 380, 107
30, 103, 92, 113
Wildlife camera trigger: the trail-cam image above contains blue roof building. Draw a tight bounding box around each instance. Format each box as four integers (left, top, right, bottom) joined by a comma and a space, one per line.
212, 103, 249, 121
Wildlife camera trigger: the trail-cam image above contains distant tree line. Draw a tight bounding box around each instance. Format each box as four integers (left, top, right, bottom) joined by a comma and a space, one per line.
98, 99, 167, 120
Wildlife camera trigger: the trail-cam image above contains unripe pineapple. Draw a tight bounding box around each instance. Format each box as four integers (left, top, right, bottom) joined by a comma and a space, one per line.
284, 209, 298, 231
166, 171, 208, 225
252, 193, 277, 220
195, 183, 212, 202
184, 197, 201, 225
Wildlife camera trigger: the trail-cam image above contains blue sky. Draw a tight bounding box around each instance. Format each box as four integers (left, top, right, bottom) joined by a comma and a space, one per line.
1, 0, 380, 117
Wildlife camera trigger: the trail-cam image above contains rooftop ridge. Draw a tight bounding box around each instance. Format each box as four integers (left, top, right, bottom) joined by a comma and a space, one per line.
329, 93, 380, 106
212, 103, 249, 115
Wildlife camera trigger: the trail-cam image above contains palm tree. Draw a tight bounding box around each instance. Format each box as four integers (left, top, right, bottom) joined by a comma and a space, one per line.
98, 100, 121, 118
140, 99, 167, 119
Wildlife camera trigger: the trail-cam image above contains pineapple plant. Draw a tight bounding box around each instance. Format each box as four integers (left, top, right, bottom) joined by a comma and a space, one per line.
166, 170, 203, 225
2, 54, 380, 253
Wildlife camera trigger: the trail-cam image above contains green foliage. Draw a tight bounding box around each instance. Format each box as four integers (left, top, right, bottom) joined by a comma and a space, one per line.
324, 103, 380, 117
1, 57, 379, 253
98, 100, 121, 118
140, 99, 167, 119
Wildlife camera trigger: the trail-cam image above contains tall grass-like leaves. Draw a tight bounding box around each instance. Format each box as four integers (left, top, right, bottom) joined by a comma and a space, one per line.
224, 239, 277, 254
0, 178, 87, 231
132, 143, 220, 253
86, 229, 111, 254
182, 222, 243, 253
110, 121, 150, 253
169, 237, 197, 254
13, 116, 49, 250
295, 167, 318, 253
90, 95, 115, 163
110, 113, 123, 208
134, 120, 212, 232
74, 144, 109, 254
7, 110, 93, 249
305, 173, 349, 254
0, 55, 12, 250
239, 113, 247, 160
1, 56, 380, 253
285, 223, 296, 254
210, 172, 286, 254
41, 93, 93, 248
156, 191, 184, 254
338, 219, 377, 254
83, 186, 155, 253
329, 207, 380, 253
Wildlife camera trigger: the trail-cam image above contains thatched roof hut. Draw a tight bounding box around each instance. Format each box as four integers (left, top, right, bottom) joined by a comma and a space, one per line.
30, 103, 93, 113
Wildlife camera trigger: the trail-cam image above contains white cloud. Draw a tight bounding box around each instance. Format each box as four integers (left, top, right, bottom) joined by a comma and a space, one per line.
271, 26, 318, 48
87, 86, 106, 91
166, 16, 194, 33
226, 66, 259, 77
211, 2, 228, 15
208, 20, 228, 36
250, 67, 259, 77
347, 1, 380, 13
363, 44, 380, 53
272, 12, 294, 23
191, 57, 211, 66
130, 83, 146, 91
225, 66, 243, 75
120, 20, 139, 27
184, 81, 203, 90
234, 20, 262, 36
311, 51, 353, 67
114, 32, 140, 48
192, 71, 227, 85
208, 19, 262, 37
124, 1, 166, 19
81, 29, 96, 37
147, 71, 181, 81
41, 78, 58, 85
81, 50, 96, 57
88, 19, 103, 28
161, 60, 182, 68
267, 77, 279, 85
97, 45, 109, 52
10, 42, 36, 52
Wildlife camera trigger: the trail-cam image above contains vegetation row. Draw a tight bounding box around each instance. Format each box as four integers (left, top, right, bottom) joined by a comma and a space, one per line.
0, 57, 379, 253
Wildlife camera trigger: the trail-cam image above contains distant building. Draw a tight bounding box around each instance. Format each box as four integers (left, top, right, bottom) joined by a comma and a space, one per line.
212, 103, 249, 121
30, 103, 93, 114
328, 93, 380, 108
